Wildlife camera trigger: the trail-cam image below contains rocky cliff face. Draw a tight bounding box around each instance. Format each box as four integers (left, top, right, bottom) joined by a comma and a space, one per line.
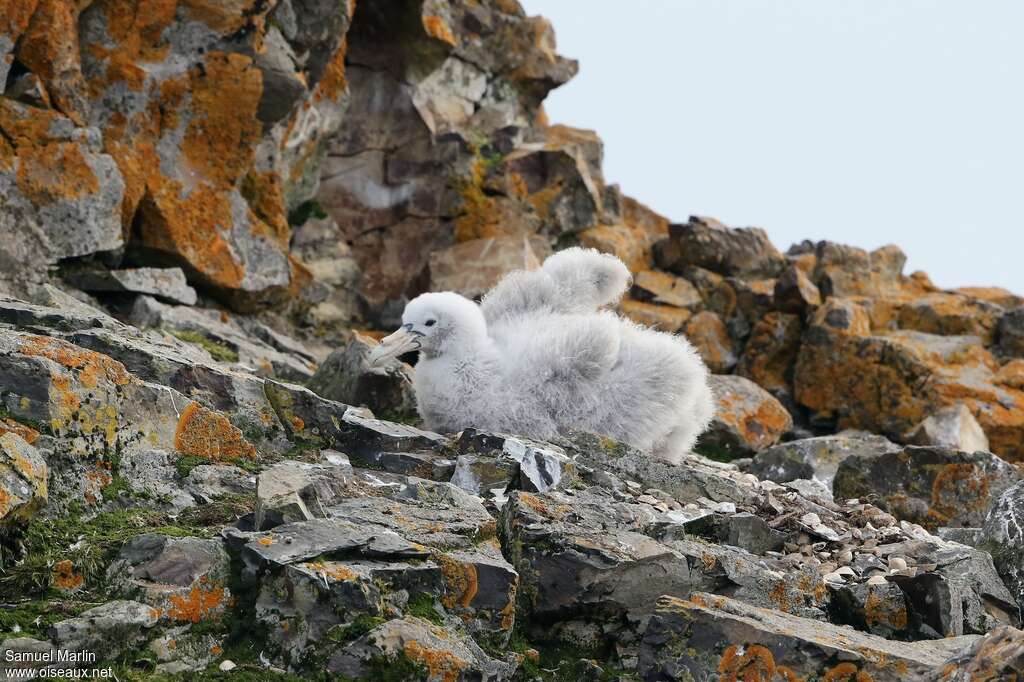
1, 1, 1024, 680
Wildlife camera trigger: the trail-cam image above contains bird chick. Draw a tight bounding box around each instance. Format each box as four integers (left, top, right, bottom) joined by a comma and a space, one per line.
369, 248, 714, 464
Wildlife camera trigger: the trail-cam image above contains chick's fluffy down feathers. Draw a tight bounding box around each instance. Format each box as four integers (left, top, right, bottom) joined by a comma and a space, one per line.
405, 247, 714, 463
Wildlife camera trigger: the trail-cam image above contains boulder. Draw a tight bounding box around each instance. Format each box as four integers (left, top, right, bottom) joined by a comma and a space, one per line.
618, 300, 690, 332
327, 617, 514, 681
684, 311, 737, 373
49, 601, 159, 661
794, 298, 1024, 462
907, 403, 990, 453
658, 216, 787, 278
255, 459, 353, 529
833, 446, 1021, 530
979, 480, 1024, 614
106, 534, 232, 625
630, 270, 702, 309
934, 625, 1024, 681
701, 375, 793, 458
306, 332, 416, 418
748, 433, 900, 491
773, 265, 821, 313
64, 267, 198, 306
736, 312, 803, 401
999, 307, 1024, 357
638, 593, 978, 681
428, 235, 550, 299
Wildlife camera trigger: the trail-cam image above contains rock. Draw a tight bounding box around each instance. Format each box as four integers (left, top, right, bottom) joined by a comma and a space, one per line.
748, 433, 900, 490
289, 215, 362, 330
813, 241, 907, 297
326, 617, 514, 681
736, 312, 803, 401
907, 403, 990, 453
630, 270, 702, 309
0, 638, 60, 678
428, 235, 550, 299
999, 307, 1024, 357
0, 432, 47, 522
577, 192, 669, 273
773, 265, 821, 313
794, 298, 1024, 462
106, 534, 232, 624
117, 448, 195, 512
184, 464, 256, 502
306, 332, 416, 418
64, 268, 198, 306
638, 593, 978, 681
827, 580, 911, 639
684, 311, 737, 373
979, 480, 1024, 615
701, 375, 793, 458
934, 625, 1024, 681
452, 429, 575, 495
49, 600, 159, 660
618, 300, 690, 332
130, 295, 316, 381
658, 216, 787, 278
833, 446, 1021, 530
256, 459, 353, 529
894, 292, 1004, 343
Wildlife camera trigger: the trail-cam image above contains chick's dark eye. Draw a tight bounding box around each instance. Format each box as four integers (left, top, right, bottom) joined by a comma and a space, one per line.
424, 319, 436, 327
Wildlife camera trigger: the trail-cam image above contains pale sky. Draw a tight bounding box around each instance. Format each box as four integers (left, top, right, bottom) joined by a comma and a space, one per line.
518, 0, 1024, 294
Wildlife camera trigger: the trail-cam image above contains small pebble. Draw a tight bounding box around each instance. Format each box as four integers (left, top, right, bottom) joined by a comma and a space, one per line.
219, 660, 237, 672
888, 557, 908, 571
867, 575, 888, 586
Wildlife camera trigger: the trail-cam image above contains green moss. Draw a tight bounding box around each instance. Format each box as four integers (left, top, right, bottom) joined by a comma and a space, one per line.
405, 593, 443, 625
0, 506, 221, 597
327, 615, 387, 645
288, 200, 328, 227
0, 398, 48, 436
168, 330, 239, 363
0, 598, 96, 639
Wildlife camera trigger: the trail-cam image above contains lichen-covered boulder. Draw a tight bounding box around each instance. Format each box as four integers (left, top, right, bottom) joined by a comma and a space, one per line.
795, 298, 1024, 462
736, 312, 803, 401
684, 311, 737, 373
747, 433, 900, 491
638, 593, 978, 682
701, 375, 792, 458
656, 216, 786, 278
833, 446, 1021, 530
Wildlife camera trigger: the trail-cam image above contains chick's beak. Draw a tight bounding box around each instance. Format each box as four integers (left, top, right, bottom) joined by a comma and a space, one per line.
369, 325, 421, 366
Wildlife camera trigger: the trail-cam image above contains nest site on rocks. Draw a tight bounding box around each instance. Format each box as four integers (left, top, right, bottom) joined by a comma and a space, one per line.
0, 0, 1022, 680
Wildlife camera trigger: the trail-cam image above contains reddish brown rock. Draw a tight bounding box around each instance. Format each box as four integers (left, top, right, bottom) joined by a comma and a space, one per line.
631, 270, 702, 309
701, 375, 793, 457
685, 311, 737, 374
813, 241, 907, 297
774, 265, 821, 313
795, 299, 1024, 462
619, 300, 690, 333
895, 292, 1003, 343
658, 216, 786, 278
737, 312, 803, 399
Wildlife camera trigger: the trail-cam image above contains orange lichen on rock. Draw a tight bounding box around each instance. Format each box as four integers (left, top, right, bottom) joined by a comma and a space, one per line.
822, 662, 873, 682
174, 402, 258, 462
182, 52, 262, 186
178, 0, 260, 35
422, 15, 456, 46
16, 0, 88, 124
18, 335, 132, 387
437, 555, 479, 610
15, 141, 100, 205
863, 589, 908, 631
303, 561, 360, 582
137, 180, 245, 290
0, 418, 39, 445
403, 639, 469, 682
314, 35, 348, 102
928, 462, 991, 525
51, 559, 85, 593
717, 644, 777, 682
241, 170, 291, 247
167, 581, 227, 622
